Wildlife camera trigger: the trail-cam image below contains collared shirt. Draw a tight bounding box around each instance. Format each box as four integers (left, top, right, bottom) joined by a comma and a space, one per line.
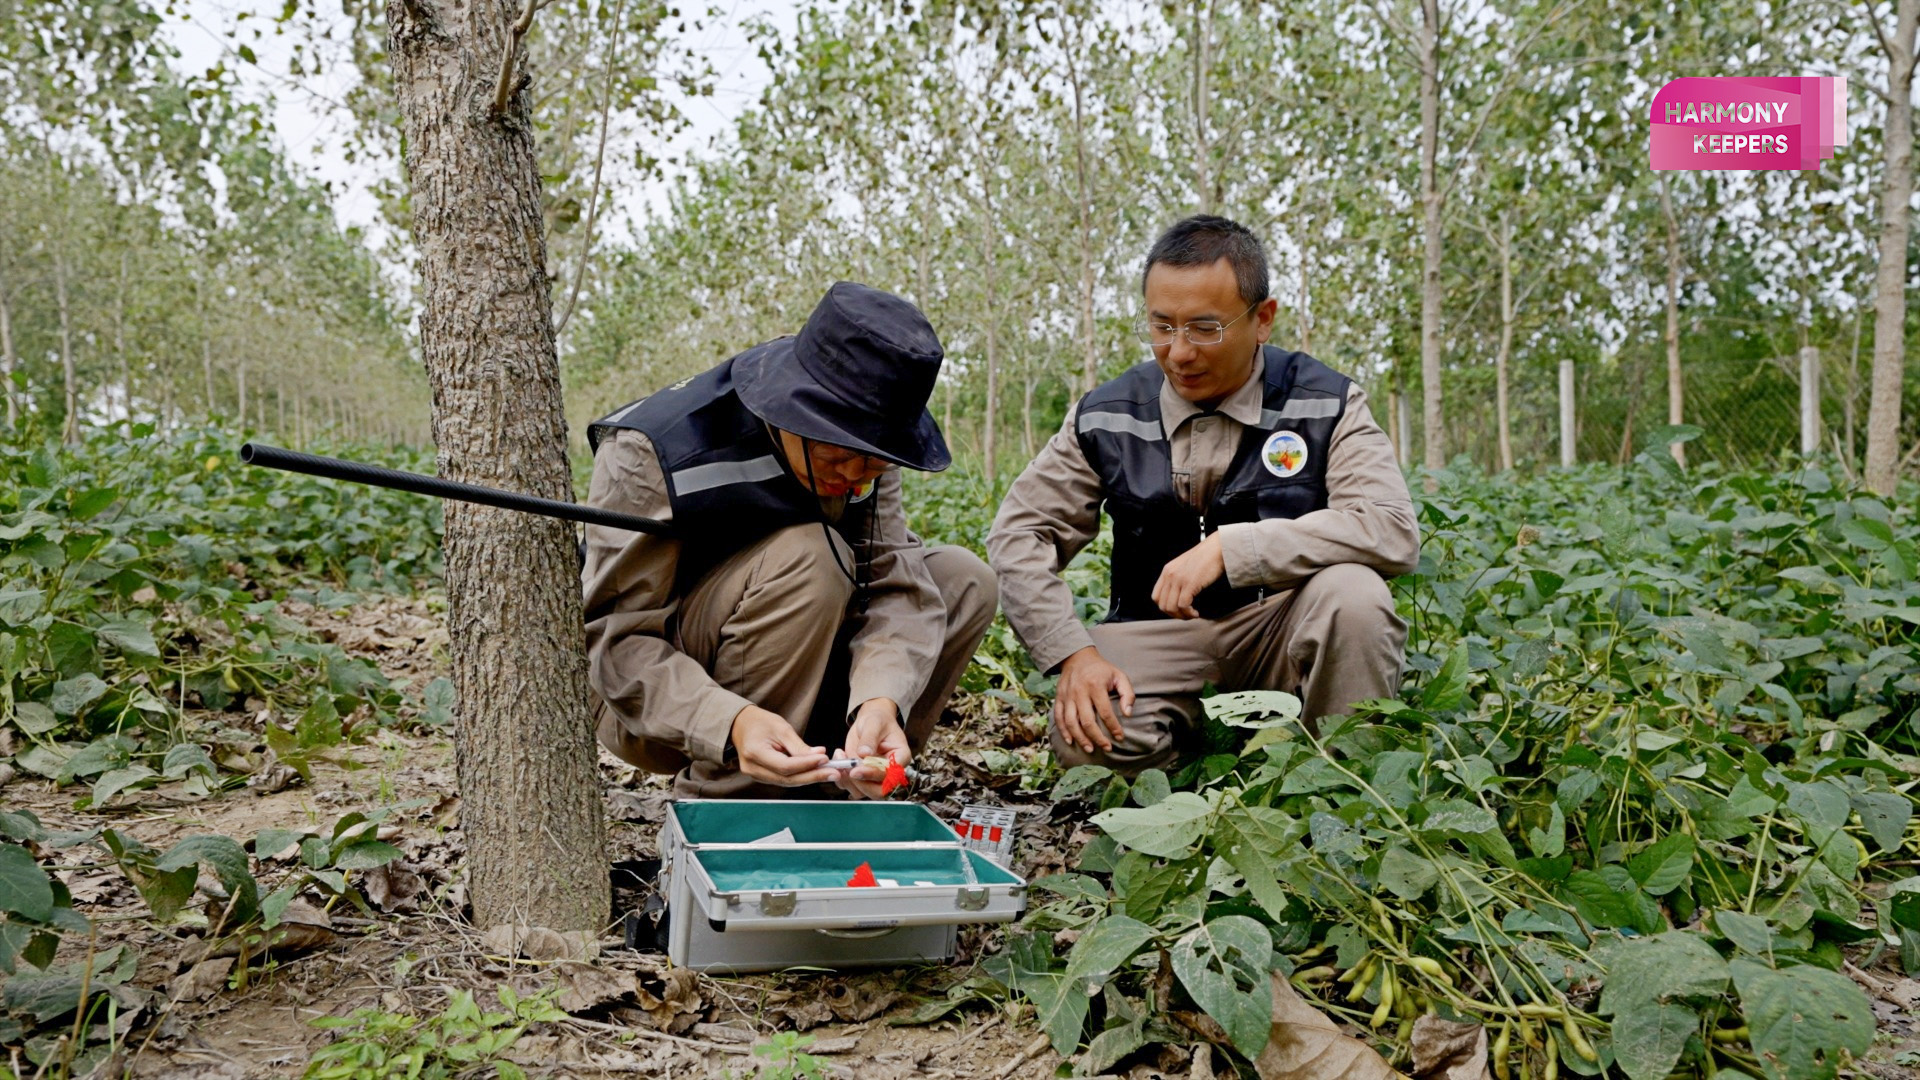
986, 352, 1420, 674
582, 428, 943, 765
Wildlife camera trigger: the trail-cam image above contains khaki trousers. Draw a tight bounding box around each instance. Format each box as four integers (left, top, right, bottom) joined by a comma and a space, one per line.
596, 524, 997, 799
1051, 563, 1407, 776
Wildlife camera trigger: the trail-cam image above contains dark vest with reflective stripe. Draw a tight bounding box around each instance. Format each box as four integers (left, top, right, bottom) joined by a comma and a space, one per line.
587, 346, 875, 593
1075, 346, 1349, 622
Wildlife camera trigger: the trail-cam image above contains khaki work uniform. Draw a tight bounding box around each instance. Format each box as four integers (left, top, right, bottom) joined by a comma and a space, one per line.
584, 428, 997, 798
986, 352, 1419, 774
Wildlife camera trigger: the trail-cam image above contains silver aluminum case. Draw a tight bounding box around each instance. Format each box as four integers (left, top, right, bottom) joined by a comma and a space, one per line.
659, 799, 1026, 973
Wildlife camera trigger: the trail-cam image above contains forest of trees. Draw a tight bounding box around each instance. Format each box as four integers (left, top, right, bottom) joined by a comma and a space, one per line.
1, 1, 1915, 492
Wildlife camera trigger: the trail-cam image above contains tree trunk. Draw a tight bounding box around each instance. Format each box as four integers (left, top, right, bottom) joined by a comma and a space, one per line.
203, 337, 216, 417
54, 252, 77, 444
117, 250, 130, 424
237, 362, 248, 429
982, 200, 999, 489
0, 288, 15, 430
1021, 354, 1035, 461
1417, 0, 1444, 480
1296, 216, 1312, 353
1191, 0, 1212, 212
387, 0, 607, 932
1068, 29, 1099, 394
1658, 174, 1685, 467
1865, 0, 1918, 494
1495, 215, 1514, 473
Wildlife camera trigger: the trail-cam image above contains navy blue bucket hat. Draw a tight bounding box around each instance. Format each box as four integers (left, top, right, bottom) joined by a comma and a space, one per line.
733, 282, 951, 472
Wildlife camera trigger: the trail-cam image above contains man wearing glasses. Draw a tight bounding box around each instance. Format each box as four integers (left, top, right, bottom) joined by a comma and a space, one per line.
987, 215, 1419, 775
582, 282, 996, 799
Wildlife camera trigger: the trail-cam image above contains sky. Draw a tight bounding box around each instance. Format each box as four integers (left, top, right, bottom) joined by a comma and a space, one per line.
161, 0, 797, 250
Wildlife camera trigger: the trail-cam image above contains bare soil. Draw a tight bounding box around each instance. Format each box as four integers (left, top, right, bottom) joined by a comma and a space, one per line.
7, 592, 1917, 1079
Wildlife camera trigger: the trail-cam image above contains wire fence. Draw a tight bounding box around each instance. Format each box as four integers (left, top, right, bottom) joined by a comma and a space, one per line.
1384, 352, 1909, 477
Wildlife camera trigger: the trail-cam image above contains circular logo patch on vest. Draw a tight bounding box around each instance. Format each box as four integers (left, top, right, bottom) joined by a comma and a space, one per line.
848, 480, 877, 503
1262, 431, 1309, 478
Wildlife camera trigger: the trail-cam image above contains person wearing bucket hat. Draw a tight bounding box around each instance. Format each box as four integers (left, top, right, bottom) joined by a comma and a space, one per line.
987, 215, 1420, 776
580, 283, 996, 800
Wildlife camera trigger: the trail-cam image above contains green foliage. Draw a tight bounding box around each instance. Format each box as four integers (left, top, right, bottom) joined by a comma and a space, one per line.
749, 1030, 829, 1080
0, 422, 449, 804
1000, 457, 1913, 1079
304, 984, 566, 1080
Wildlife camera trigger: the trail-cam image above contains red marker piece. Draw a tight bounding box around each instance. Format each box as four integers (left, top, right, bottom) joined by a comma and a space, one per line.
953, 822, 968, 836
989, 826, 1003, 843
846, 862, 879, 888
880, 756, 909, 796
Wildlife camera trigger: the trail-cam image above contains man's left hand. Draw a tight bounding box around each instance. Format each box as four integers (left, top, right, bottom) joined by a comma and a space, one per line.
1151, 534, 1225, 619
834, 698, 910, 800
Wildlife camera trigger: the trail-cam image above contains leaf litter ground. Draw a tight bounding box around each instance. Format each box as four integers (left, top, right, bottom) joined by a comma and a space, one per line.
7, 585, 1920, 1079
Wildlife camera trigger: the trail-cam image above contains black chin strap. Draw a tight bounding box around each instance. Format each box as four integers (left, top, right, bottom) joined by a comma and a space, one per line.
798, 435, 873, 613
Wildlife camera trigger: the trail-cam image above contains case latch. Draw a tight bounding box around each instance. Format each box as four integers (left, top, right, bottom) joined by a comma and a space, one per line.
759, 891, 797, 916
956, 887, 989, 911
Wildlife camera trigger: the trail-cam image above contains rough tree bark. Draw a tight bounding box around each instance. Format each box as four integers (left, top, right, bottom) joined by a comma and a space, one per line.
982, 196, 1000, 487
1192, 0, 1214, 213
1659, 174, 1686, 467
1494, 214, 1514, 473
0, 286, 15, 430
54, 250, 77, 445
386, 0, 607, 931
1067, 18, 1099, 394
1417, 0, 1444, 479
1865, 0, 1917, 494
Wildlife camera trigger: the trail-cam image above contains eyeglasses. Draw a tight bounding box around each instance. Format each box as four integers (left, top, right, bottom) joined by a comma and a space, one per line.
1134, 301, 1258, 348
805, 440, 899, 477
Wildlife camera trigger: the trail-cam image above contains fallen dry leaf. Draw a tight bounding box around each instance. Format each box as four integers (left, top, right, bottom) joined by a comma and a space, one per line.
634, 966, 705, 1031
1409, 1015, 1490, 1080
362, 863, 425, 912
552, 962, 637, 1014
480, 924, 599, 963
168, 957, 236, 1002
825, 978, 901, 1022
1254, 974, 1401, 1080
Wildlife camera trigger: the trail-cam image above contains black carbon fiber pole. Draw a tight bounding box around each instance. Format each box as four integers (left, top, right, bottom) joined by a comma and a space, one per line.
239, 443, 673, 537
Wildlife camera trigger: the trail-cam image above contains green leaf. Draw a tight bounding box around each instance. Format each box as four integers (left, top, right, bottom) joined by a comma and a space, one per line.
1052, 764, 1114, 800
1171, 916, 1273, 1059
50, 673, 109, 717
157, 835, 259, 922
91, 765, 157, 806
1420, 642, 1470, 711
1091, 792, 1212, 858
1850, 791, 1912, 852
1610, 1000, 1698, 1080
1598, 932, 1729, 1016
162, 743, 217, 781
0, 843, 55, 922
68, 487, 119, 520
1376, 846, 1439, 900
10, 701, 60, 735
1217, 806, 1307, 921
1131, 768, 1171, 807
0, 588, 44, 623
95, 616, 159, 659
1628, 832, 1694, 896
1730, 959, 1873, 1080
333, 840, 403, 870
1713, 911, 1775, 957
1838, 516, 1893, 552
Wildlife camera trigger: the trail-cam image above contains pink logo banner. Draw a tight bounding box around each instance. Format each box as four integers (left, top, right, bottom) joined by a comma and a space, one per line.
1649, 76, 1848, 171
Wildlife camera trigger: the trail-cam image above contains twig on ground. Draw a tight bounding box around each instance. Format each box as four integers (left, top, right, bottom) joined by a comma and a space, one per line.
992, 1032, 1050, 1080
562, 1015, 753, 1056
932, 1012, 1003, 1060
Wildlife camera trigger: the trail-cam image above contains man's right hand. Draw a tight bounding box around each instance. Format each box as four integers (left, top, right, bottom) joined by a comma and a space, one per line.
1053, 647, 1135, 755
730, 705, 836, 787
